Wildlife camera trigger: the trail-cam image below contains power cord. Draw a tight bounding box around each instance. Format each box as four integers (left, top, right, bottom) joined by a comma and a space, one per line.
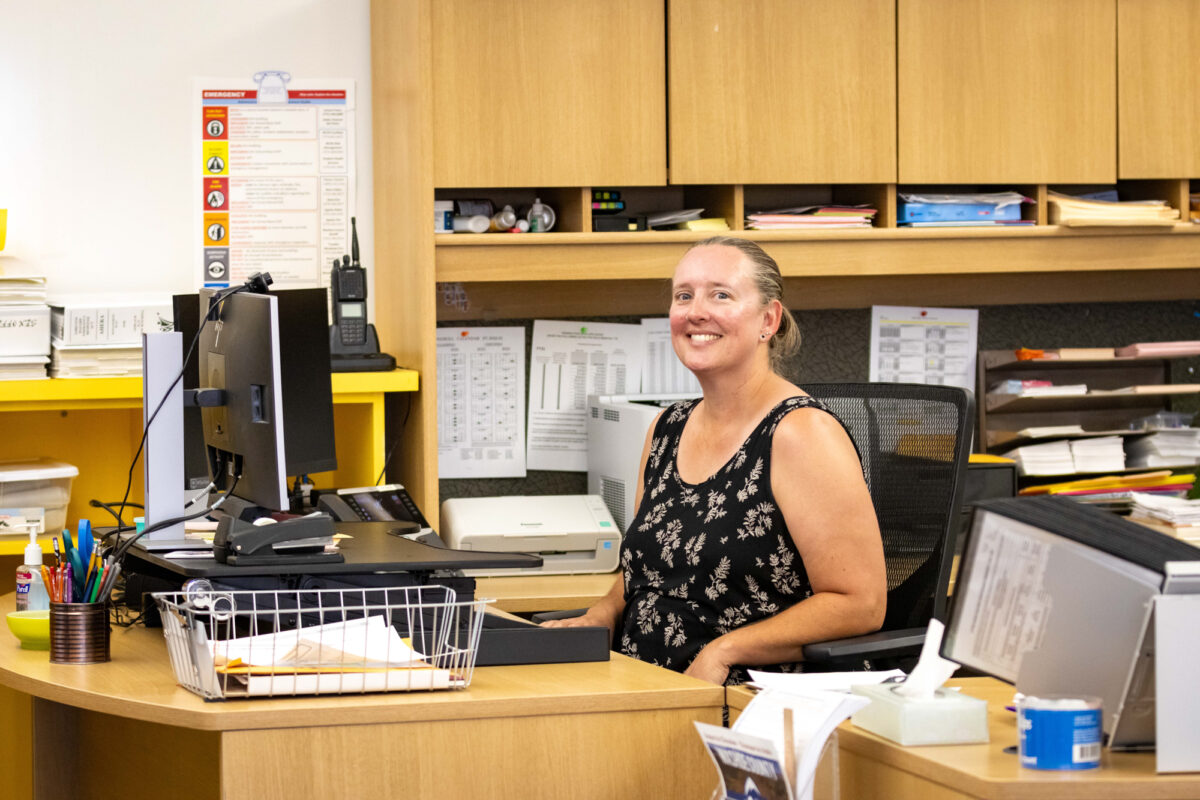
110, 274, 271, 530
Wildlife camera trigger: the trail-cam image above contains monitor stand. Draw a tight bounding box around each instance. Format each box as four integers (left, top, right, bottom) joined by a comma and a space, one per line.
140, 332, 209, 552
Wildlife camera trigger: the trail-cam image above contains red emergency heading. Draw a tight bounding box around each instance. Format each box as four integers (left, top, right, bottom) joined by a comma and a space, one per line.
203, 90, 257, 99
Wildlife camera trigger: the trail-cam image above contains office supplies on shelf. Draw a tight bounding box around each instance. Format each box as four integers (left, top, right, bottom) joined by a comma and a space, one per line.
675, 217, 729, 231
898, 191, 1027, 226
526, 197, 555, 232
440, 494, 620, 576
745, 205, 876, 229
329, 218, 397, 372
591, 214, 647, 232
47, 293, 172, 347
646, 208, 703, 227
1053, 347, 1115, 360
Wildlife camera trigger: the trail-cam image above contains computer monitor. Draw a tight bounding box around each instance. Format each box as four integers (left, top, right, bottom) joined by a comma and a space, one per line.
198, 289, 290, 512
177, 288, 337, 493
942, 496, 1200, 749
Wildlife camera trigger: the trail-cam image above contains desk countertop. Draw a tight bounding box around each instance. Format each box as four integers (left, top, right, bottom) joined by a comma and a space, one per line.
731, 677, 1200, 800
0, 593, 719, 733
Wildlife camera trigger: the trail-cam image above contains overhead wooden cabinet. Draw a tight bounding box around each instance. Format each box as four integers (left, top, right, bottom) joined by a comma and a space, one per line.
431, 0, 666, 188
668, 0, 896, 184
898, 0, 1117, 183
1118, 0, 1200, 178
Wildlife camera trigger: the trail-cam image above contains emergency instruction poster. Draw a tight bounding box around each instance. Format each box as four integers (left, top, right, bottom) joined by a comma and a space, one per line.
195, 73, 355, 290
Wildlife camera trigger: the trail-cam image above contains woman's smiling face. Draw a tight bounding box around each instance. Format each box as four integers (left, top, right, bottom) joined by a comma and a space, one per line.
670, 244, 774, 375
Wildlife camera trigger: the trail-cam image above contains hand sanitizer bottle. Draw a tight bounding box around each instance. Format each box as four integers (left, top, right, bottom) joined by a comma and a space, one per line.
15, 532, 49, 611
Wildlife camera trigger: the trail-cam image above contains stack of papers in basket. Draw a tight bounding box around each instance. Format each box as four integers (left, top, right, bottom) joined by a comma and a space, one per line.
207, 615, 462, 696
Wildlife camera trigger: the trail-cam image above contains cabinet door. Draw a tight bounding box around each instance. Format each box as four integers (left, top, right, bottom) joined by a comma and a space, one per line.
899, 0, 1116, 183
668, 0, 896, 184
1118, 0, 1200, 178
431, 0, 665, 188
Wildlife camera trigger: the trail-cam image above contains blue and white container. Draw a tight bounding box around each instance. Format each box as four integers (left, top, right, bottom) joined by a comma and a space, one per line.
1017, 695, 1102, 770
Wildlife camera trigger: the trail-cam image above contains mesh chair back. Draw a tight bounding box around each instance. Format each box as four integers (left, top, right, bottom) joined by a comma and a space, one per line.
801, 383, 974, 632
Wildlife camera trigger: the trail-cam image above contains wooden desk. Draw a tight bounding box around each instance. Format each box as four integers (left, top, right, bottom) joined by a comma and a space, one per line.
731, 678, 1200, 800
0, 594, 722, 800
474, 572, 619, 614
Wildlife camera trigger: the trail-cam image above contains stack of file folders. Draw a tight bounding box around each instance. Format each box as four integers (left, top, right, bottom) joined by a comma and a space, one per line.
1126, 429, 1200, 469
898, 191, 1031, 227
744, 206, 875, 230
1048, 190, 1180, 227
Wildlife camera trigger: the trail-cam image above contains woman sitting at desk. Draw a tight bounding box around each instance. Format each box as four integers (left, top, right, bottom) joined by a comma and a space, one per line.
543, 237, 886, 685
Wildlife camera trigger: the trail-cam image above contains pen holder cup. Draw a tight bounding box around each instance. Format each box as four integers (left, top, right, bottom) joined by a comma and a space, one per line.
49, 602, 111, 664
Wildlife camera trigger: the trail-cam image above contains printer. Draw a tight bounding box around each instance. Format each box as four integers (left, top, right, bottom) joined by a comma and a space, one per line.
440, 495, 621, 576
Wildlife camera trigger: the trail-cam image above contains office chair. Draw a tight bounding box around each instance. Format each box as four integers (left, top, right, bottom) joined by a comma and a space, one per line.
798, 382, 974, 671
534, 383, 974, 672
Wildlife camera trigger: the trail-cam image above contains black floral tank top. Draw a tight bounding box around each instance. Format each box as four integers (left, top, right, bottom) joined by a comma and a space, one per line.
617, 395, 841, 683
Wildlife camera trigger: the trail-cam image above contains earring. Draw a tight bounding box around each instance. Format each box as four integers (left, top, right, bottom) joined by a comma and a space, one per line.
760, 333, 767, 340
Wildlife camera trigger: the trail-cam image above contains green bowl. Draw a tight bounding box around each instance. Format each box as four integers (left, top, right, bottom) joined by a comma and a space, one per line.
7, 610, 51, 650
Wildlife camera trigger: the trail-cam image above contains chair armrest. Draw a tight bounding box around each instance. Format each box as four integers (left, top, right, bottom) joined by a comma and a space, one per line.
530, 608, 587, 624
801, 627, 926, 664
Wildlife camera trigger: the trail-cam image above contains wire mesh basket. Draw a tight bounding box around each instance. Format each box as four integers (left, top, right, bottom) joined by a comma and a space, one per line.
152, 584, 488, 701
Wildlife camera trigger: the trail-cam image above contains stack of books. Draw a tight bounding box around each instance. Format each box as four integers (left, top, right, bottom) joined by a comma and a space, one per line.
48, 293, 171, 378
1126, 429, 1200, 469
0, 274, 50, 380
744, 206, 875, 230
1048, 190, 1180, 227
898, 191, 1031, 227
1115, 340, 1200, 358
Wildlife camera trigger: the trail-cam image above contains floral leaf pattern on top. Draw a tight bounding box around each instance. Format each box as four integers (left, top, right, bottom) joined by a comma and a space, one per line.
619, 396, 845, 684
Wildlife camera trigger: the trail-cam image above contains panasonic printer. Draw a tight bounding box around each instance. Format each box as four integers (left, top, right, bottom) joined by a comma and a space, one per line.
440, 494, 621, 576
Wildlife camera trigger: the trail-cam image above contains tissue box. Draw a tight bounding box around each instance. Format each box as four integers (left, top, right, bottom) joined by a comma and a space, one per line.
850, 683, 989, 746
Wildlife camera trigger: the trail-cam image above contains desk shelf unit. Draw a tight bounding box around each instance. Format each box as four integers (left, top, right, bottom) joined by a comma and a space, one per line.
977, 350, 1199, 482
0, 370, 418, 534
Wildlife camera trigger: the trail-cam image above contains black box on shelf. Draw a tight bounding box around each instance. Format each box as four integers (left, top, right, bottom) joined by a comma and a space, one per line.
592, 214, 647, 232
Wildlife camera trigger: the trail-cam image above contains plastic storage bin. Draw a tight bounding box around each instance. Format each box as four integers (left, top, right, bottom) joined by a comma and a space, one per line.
0, 459, 78, 534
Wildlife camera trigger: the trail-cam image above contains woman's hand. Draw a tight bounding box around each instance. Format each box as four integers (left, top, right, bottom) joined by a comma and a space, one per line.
684, 642, 732, 685
540, 608, 618, 641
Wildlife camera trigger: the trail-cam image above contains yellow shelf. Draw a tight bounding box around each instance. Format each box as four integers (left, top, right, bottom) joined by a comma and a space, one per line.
0, 533, 60, 557
0, 369, 418, 411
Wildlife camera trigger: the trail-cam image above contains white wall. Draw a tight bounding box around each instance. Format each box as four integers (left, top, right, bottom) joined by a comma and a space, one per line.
0, 0, 374, 301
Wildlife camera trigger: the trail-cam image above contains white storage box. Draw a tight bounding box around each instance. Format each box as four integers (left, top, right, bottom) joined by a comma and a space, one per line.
0, 459, 78, 534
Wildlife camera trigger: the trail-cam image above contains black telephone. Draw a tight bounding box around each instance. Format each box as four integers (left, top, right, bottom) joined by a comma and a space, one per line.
329, 217, 396, 372
317, 484, 443, 545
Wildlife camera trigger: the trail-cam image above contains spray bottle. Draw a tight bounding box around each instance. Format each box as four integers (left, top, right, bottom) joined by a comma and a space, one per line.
15, 531, 48, 611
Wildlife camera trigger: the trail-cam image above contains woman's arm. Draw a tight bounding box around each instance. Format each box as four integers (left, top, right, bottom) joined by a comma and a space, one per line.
685, 407, 886, 684
539, 411, 664, 639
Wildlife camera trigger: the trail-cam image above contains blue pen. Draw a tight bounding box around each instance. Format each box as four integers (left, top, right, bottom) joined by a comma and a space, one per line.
78, 519, 93, 567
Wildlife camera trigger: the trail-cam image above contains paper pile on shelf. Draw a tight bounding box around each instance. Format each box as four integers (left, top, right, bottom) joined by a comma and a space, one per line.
1048, 190, 1180, 227
1003, 436, 1127, 476
745, 205, 876, 229
1129, 494, 1200, 527
1003, 440, 1074, 475
45, 293, 172, 378
0, 274, 50, 380
990, 379, 1087, 397
1115, 340, 1200, 358
49, 343, 143, 378
1070, 436, 1127, 473
898, 191, 1031, 227
1126, 429, 1200, 469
